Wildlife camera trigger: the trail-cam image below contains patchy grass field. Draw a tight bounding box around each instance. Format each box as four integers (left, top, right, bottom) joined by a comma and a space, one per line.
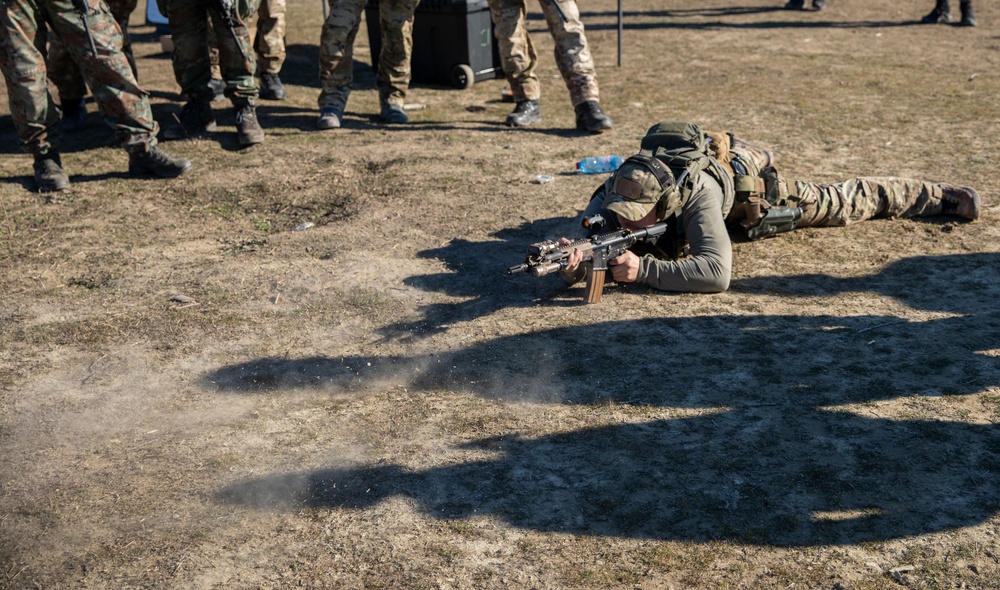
3, 0, 1000, 588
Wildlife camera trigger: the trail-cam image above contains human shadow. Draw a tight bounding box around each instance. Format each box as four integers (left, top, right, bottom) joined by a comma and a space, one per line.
211, 251, 1000, 546
375, 215, 584, 338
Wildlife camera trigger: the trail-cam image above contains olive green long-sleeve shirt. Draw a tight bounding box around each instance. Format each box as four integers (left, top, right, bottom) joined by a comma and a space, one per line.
563, 171, 732, 293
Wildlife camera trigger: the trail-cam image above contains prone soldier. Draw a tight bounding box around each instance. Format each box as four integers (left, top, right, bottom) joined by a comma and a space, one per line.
543, 121, 980, 298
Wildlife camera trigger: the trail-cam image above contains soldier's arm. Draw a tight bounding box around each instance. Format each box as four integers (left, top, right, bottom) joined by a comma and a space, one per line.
559, 180, 614, 285
635, 175, 732, 293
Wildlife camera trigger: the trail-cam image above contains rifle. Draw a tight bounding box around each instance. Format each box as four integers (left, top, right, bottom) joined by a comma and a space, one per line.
70, 0, 99, 58
211, 0, 251, 65
507, 216, 668, 304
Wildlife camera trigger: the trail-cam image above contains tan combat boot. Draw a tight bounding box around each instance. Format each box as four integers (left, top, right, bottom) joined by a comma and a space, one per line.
940, 185, 980, 220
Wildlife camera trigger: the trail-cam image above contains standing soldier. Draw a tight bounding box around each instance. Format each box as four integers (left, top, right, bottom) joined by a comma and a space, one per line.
254, 0, 287, 99
0, 0, 192, 192
159, 0, 265, 145
487, 0, 612, 133
46, 0, 138, 132
315, 0, 417, 129
922, 0, 976, 26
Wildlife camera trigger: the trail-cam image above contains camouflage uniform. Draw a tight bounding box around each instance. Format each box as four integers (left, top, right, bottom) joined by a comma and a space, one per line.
162, 0, 258, 102
318, 0, 417, 112
0, 0, 159, 155
254, 0, 285, 75
47, 0, 137, 102
487, 0, 599, 106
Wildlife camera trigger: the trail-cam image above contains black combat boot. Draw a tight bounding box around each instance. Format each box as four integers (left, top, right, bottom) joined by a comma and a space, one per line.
258, 73, 287, 100
812, 0, 826, 10
574, 101, 613, 133
921, 0, 951, 22
784, 0, 805, 9
33, 151, 70, 193
129, 146, 193, 178
504, 99, 541, 127
235, 102, 265, 146
940, 185, 980, 220
162, 100, 217, 140
59, 97, 87, 133
958, 0, 976, 25
316, 107, 343, 130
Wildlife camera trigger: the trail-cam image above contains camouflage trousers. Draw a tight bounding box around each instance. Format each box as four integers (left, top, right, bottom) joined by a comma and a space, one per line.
727, 139, 945, 228
318, 0, 416, 111
487, 0, 599, 106
162, 0, 258, 102
784, 177, 945, 226
0, 0, 158, 154
253, 0, 285, 74
47, 0, 137, 101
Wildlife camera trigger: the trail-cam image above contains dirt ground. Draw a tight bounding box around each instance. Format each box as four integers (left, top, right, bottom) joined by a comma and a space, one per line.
2, 0, 1000, 588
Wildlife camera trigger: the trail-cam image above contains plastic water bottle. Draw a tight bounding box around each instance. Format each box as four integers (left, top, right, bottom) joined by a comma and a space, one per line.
576, 155, 624, 174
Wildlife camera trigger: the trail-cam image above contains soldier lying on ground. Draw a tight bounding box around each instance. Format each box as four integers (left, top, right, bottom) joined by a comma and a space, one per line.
559, 121, 981, 294
0, 0, 192, 192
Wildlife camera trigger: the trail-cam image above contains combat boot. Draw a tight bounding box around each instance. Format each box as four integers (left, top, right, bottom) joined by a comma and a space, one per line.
163, 100, 217, 140
259, 73, 287, 100
33, 151, 70, 193
784, 0, 805, 9
958, 0, 976, 25
60, 97, 87, 133
129, 146, 193, 178
505, 99, 541, 127
939, 185, 980, 220
235, 102, 265, 146
575, 101, 613, 133
316, 107, 343, 130
380, 104, 408, 124
812, 0, 826, 9
921, 0, 951, 22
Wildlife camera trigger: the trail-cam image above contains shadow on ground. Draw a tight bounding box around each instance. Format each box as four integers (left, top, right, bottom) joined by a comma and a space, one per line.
210, 251, 1000, 546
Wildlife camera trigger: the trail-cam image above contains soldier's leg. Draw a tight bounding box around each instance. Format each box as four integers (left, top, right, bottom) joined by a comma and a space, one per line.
317, 0, 365, 114
47, 33, 88, 103
106, 0, 138, 78
0, 0, 71, 190
375, 0, 417, 120
789, 177, 968, 227
537, 0, 609, 131
254, 0, 286, 74
0, 0, 63, 155
210, 5, 256, 101
538, 0, 597, 106
47, 0, 159, 153
488, 0, 539, 102
168, 0, 213, 100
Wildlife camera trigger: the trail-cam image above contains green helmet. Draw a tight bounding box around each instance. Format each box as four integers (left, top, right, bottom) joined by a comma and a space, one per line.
604, 154, 681, 223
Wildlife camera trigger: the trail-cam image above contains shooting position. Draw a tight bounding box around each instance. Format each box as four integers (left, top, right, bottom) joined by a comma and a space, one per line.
508, 121, 981, 303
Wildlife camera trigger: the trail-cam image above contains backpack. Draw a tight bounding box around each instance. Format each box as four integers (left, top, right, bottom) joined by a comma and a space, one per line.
637, 121, 736, 219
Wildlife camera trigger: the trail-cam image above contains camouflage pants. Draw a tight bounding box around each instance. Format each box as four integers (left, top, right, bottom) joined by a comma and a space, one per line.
727, 140, 944, 228
786, 177, 945, 226
47, 0, 136, 101
254, 0, 285, 74
0, 0, 158, 154
487, 0, 599, 106
163, 0, 257, 102
318, 0, 416, 111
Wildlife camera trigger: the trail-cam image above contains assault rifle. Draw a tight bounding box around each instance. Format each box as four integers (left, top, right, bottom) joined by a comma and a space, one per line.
211, 0, 251, 65
71, 0, 99, 57
507, 215, 668, 304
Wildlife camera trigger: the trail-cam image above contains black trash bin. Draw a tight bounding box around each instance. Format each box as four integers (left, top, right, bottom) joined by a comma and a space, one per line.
366, 0, 505, 89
